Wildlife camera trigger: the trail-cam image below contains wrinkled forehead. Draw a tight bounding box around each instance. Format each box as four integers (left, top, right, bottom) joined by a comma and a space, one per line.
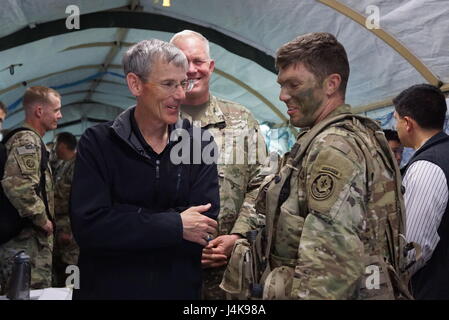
149, 58, 188, 81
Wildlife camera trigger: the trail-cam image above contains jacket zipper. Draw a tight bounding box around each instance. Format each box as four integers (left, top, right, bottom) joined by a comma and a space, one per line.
175, 166, 182, 201
156, 159, 160, 179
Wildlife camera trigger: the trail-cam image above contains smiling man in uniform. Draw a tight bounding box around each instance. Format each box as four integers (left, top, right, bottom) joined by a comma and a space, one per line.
223, 32, 409, 300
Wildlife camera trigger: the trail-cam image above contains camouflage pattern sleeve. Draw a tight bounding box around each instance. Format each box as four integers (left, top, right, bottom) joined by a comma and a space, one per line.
1, 131, 48, 227
291, 133, 367, 299
54, 159, 75, 234
231, 113, 268, 236
230, 175, 262, 236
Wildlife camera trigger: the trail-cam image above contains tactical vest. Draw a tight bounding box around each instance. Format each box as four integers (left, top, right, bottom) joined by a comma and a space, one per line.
221, 113, 413, 300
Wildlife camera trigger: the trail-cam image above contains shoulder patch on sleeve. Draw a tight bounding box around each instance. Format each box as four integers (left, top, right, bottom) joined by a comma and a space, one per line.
307, 144, 362, 218
16, 143, 37, 155
311, 172, 335, 201
14, 153, 39, 175
12, 140, 40, 175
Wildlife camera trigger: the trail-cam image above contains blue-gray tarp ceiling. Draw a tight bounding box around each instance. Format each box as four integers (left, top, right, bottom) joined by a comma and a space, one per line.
1, 0, 449, 153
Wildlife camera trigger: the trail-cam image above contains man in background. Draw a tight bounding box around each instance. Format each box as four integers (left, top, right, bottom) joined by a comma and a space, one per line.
0, 86, 62, 293
394, 84, 449, 299
171, 30, 267, 299
52, 132, 79, 287
0, 101, 7, 140
384, 129, 404, 166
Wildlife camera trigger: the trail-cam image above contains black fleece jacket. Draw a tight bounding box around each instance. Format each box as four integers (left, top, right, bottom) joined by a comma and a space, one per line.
70, 106, 219, 300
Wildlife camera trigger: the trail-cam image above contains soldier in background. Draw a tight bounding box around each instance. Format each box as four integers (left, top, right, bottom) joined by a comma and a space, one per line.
47, 140, 62, 176
171, 30, 268, 299
0, 86, 62, 293
383, 129, 404, 166
222, 33, 409, 300
0, 101, 7, 130
52, 132, 79, 287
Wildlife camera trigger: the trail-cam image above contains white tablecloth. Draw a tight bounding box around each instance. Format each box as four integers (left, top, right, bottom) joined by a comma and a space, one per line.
0, 287, 72, 300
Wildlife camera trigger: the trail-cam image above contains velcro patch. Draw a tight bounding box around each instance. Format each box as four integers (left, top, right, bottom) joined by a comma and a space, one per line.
24, 157, 36, 169
15, 153, 39, 175
307, 144, 360, 217
17, 144, 36, 155
319, 165, 341, 178
311, 173, 335, 200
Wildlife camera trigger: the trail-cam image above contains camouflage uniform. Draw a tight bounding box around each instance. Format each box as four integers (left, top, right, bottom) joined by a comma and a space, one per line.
181, 95, 267, 299
0, 123, 54, 293
52, 157, 79, 287
249, 105, 404, 299
49, 144, 63, 177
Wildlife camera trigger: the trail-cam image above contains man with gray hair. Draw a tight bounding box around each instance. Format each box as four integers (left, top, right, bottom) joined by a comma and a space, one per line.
171, 30, 267, 299
70, 39, 220, 299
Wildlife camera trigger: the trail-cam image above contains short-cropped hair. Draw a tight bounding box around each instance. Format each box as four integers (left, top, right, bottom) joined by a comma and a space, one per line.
170, 30, 211, 58
393, 84, 447, 130
122, 39, 188, 82
383, 129, 400, 143
56, 131, 77, 151
0, 101, 7, 114
276, 32, 350, 96
23, 86, 60, 110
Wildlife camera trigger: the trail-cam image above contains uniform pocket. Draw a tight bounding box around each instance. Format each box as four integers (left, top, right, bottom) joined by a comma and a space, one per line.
220, 238, 253, 298
272, 205, 304, 262
263, 266, 294, 299
254, 174, 276, 216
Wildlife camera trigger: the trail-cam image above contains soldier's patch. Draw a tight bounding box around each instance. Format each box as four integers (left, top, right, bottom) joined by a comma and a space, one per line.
319, 166, 341, 179
311, 173, 334, 200
307, 143, 360, 218
17, 144, 36, 155
25, 158, 36, 169
14, 153, 39, 175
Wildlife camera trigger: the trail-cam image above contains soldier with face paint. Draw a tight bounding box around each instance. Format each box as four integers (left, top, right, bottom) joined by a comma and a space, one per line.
222, 33, 408, 300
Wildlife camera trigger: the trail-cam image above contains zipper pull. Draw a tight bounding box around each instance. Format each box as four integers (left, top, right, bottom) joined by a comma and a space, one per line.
176, 170, 181, 193
156, 159, 160, 179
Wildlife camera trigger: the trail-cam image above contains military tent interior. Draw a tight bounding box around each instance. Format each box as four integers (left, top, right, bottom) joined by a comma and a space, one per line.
1, 0, 449, 164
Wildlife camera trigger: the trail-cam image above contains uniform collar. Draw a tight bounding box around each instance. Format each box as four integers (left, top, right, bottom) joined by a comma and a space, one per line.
180, 95, 226, 128
22, 122, 42, 137
297, 104, 352, 132
324, 104, 352, 119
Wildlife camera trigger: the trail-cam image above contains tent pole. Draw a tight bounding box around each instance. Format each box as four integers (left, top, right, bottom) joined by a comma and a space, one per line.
317, 0, 442, 88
